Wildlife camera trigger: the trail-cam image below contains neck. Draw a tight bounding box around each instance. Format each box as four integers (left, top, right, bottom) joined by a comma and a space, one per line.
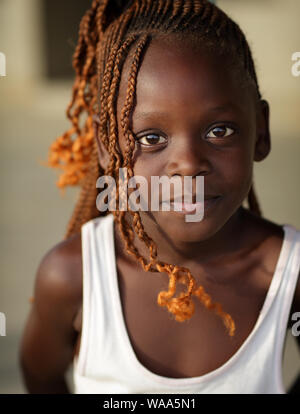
114, 206, 247, 270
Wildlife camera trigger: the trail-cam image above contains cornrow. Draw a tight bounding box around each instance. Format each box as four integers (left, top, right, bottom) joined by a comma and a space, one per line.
47, 0, 265, 337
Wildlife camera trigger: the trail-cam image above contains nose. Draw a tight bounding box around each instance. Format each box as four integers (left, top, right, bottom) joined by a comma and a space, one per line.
165, 136, 212, 178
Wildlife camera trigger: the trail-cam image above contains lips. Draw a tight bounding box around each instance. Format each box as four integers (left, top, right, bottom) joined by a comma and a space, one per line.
160, 195, 222, 214
172, 201, 203, 212
168, 194, 221, 203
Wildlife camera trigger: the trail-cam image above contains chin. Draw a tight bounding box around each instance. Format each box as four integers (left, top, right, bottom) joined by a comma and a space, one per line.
153, 211, 226, 243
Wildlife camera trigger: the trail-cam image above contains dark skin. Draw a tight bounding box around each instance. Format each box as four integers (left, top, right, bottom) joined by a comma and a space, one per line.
19, 37, 300, 393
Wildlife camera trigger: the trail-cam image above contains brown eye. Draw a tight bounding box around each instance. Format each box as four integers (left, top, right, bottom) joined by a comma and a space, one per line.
138, 133, 166, 146
207, 126, 234, 138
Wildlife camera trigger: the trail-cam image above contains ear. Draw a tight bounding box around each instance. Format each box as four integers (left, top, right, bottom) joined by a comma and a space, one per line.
92, 114, 110, 171
254, 99, 271, 162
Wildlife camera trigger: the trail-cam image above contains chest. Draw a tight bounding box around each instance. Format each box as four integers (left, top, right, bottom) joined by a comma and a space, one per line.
107, 257, 271, 378
73, 233, 288, 378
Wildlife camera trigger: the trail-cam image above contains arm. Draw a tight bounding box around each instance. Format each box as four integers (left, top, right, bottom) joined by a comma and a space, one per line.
19, 236, 82, 394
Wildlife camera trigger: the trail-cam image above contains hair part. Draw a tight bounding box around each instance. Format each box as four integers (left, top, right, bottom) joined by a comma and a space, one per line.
47, 0, 264, 337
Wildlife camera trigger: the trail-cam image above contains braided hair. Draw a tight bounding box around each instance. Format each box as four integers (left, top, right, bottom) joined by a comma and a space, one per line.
47, 0, 264, 337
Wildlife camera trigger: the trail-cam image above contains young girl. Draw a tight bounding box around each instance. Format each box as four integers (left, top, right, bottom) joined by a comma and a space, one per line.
20, 0, 300, 394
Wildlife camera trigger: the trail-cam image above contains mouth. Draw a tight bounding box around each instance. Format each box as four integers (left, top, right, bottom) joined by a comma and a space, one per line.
161, 195, 222, 214
171, 194, 220, 202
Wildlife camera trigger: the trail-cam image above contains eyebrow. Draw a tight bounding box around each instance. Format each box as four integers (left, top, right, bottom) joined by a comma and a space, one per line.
208, 103, 240, 112
134, 104, 241, 120
134, 111, 171, 120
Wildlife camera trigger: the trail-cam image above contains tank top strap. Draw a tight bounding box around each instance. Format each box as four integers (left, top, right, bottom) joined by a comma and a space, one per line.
276, 225, 300, 316
273, 225, 300, 348
74, 214, 115, 375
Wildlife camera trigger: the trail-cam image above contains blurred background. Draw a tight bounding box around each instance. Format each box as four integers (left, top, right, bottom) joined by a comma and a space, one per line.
0, 0, 299, 393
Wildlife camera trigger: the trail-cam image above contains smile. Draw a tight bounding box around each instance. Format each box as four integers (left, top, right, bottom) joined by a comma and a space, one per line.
161, 196, 222, 214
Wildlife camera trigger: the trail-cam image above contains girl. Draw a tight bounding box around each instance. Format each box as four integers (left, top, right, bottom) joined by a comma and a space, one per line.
20, 0, 300, 394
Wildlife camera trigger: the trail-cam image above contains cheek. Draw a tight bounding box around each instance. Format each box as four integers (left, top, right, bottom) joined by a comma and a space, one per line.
132, 159, 157, 200
216, 144, 254, 197
130, 153, 167, 208
132, 149, 163, 176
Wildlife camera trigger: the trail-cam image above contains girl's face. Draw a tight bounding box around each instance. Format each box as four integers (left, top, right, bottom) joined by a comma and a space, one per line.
110, 37, 270, 243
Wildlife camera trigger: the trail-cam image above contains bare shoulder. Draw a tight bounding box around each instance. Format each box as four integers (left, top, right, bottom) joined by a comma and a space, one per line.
33, 232, 83, 320
19, 233, 83, 388
37, 232, 83, 292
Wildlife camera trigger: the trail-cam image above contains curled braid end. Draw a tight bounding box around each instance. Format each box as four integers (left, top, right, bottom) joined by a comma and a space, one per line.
193, 285, 236, 337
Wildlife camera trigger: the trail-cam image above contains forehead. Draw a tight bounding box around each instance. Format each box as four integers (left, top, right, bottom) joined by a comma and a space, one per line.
117, 37, 255, 118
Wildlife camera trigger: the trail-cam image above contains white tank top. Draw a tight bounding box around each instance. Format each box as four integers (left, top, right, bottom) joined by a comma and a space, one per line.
73, 213, 300, 394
